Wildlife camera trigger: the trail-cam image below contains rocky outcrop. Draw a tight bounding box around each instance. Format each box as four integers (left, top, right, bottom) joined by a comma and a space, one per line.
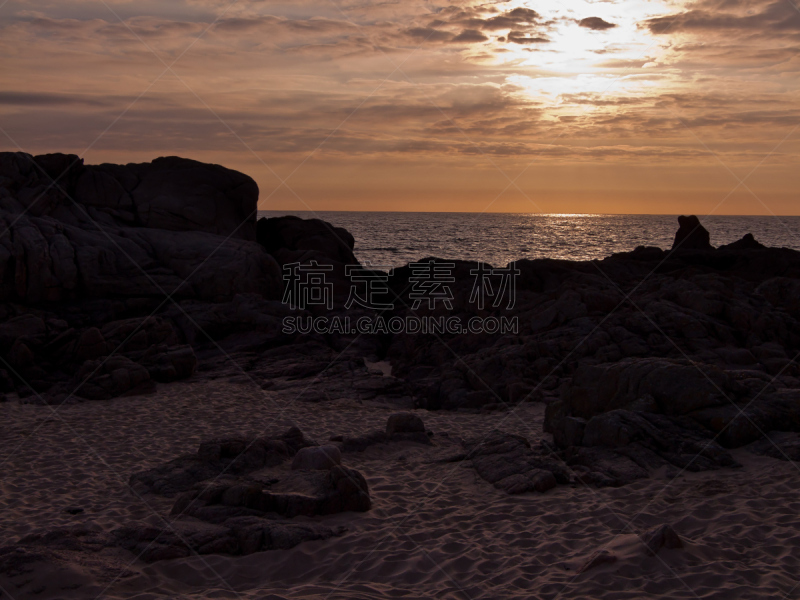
0, 153, 295, 401
0, 152, 259, 239
0, 152, 281, 305
672, 214, 712, 251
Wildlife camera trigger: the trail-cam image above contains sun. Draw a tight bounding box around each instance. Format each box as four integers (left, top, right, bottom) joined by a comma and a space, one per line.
479, 0, 676, 100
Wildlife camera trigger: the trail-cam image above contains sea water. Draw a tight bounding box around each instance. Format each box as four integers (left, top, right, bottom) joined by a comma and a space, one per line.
258, 212, 800, 268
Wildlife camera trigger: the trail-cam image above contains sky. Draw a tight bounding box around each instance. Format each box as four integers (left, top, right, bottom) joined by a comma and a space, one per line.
0, 0, 799, 214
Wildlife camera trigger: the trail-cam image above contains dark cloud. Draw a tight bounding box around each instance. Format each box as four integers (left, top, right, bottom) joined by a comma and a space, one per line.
479, 7, 541, 31
405, 26, 453, 42
578, 17, 617, 30
452, 29, 489, 43
507, 31, 550, 44
0, 91, 110, 107
644, 1, 800, 35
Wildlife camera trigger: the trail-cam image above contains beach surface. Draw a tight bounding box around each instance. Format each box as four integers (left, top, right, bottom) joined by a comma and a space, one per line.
2, 376, 799, 600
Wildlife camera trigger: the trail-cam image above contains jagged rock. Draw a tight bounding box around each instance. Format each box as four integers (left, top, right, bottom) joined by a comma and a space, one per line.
129, 427, 315, 496
462, 431, 567, 494
642, 524, 682, 556
672, 215, 712, 251
292, 445, 342, 470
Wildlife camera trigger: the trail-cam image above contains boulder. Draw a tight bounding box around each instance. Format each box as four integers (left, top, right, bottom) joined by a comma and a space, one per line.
129, 427, 315, 496
386, 412, 425, 437
672, 215, 712, 251
171, 465, 371, 520
291, 445, 342, 470
71, 356, 155, 400
462, 431, 567, 494
256, 216, 357, 266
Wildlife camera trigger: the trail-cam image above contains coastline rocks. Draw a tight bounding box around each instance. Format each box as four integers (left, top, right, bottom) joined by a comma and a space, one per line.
672, 215, 712, 251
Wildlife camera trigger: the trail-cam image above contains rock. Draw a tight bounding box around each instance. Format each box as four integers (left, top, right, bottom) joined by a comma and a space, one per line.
75, 327, 107, 362
672, 215, 712, 251
386, 412, 425, 437
462, 431, 567, 494
746, 431, 800, 461
0, 153, 282, 305
129, 427, 315, 496
171, 464, 371, 520
291, 445, 342, 470
719, 233, 765, 251
256, 216, 357, 266
642, 524, 682, 556
70, 356, 155, 400
137, 345, 197, 383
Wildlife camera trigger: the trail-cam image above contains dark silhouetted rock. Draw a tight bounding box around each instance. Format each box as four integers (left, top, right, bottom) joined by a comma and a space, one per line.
672, 215, 712, 251
0, 153, 281, 305
719, 233, 765, 251
256, 215, 357, 266
291, 445, 342, 470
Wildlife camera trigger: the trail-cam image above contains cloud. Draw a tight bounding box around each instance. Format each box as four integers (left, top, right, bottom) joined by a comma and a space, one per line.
452, 29, 489, 43
0, 91, 110, 106
507, 30, 550, 44
578, 17, 617, 30
644, 0, 800, 35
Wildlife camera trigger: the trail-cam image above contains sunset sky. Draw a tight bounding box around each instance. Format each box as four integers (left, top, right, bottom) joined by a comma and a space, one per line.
1, 0, 798, 214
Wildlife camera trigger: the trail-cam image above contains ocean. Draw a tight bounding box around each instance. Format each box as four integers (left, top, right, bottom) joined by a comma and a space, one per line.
257, 212, 800, 268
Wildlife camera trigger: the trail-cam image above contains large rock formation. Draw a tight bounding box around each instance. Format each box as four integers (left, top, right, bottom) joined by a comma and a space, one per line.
0, 152, 294, 401
0, 152, 280, 305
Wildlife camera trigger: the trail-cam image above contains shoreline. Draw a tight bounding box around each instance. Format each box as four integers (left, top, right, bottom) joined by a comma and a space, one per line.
2, 152, 800, 599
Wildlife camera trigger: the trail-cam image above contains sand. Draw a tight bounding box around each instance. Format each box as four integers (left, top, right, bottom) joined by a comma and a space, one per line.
2, 377, 800, 600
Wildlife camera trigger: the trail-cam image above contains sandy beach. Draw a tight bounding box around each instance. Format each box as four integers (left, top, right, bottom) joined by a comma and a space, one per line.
3, 371, 800, 600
